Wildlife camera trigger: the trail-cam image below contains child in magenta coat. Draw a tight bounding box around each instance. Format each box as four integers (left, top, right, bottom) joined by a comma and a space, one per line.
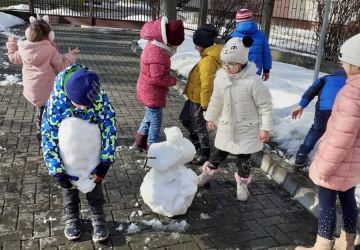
134, 16, 185, 150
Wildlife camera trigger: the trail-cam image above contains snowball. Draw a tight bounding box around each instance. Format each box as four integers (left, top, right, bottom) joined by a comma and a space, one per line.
58, 117, 101, 193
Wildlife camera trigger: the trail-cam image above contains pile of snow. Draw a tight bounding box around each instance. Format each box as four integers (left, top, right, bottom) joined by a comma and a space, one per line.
140, 126, 198, 217
0, 12, 25, 31
58, 117, 101, 193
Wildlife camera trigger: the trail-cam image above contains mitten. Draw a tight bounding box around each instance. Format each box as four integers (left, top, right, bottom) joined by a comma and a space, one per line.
91, 162, 111, 183
55, 172, 78, 189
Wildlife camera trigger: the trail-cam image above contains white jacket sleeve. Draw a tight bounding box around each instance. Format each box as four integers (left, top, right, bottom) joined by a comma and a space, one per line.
252, 78, 273, 131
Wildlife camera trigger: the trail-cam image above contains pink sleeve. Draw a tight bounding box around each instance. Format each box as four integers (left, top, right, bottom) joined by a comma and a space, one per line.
6, 40, 23, 64
50, 50, 76, 73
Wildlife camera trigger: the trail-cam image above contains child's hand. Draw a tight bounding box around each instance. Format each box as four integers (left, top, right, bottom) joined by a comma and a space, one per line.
68, 47, 80, 55
291, 106, 304, 119
208, 121, 216, 131
8, 36, 17, 42
258, 130, 270, 142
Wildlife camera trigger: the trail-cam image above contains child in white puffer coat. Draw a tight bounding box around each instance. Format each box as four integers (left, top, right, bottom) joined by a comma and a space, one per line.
197, 37, 273, 202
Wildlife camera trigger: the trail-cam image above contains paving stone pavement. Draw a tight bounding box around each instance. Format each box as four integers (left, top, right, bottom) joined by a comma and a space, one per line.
0, 24, 321, 250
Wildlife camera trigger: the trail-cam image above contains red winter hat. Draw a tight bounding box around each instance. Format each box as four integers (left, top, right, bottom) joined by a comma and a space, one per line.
166, 20, 185, 46
236, 9, 253, 23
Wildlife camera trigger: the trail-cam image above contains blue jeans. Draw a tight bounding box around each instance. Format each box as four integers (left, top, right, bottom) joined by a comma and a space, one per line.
318, 186, 357, 240
297, 110, 331, 157
138, 107, 163, 145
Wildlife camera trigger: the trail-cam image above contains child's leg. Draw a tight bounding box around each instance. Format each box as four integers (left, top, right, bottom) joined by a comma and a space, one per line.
180, 100, 201, 151
338, 186, 357, 234
197, 148, 228, 187
36, 106, 45, 142
234, 154, 251, 201
297, 110, 331, 160
179, 100, 195, 134
332, 187, 357, 249
235, 154, 251, 178
135, 108, 151, 150
318, 186, 338, 240
146, 107, 163, 146
191, 101, 210, 165
62, 188, 81, 240
36, 106, 45, 131
86, 182, 107, 242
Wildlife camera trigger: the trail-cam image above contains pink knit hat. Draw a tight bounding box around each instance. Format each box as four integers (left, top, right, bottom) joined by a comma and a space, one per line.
235, 9, 253, 23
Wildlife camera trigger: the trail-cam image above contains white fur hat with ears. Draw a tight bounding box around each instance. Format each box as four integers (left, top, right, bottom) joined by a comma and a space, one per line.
220, 36, 254, 64
25, 15, 55, 41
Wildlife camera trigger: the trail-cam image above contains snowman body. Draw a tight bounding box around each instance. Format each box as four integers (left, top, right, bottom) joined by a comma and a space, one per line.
58, 117, 101, 193
140, 127, 198, 217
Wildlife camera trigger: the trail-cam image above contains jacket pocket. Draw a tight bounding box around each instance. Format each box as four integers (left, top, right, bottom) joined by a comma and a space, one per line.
242, 117, 259, 126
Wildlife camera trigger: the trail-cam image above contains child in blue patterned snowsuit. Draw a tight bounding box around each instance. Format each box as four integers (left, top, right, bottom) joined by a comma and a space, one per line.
41, 63, 116, 243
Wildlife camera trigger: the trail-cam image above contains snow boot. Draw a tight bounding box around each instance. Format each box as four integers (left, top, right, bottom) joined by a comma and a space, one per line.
63, 213, 81, 240
191, 147, 210, 166
133, 132, 148, 152
294, 153, 308, 169
197, 161, 220, 187
333, 229, 356, 250
91, 209, 108, 243
189, 133, 201, 152
295, 235, 334, 250
234, 172, 251, 201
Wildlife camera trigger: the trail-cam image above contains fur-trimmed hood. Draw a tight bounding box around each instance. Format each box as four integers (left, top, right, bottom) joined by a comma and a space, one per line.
140, 16, 168, 44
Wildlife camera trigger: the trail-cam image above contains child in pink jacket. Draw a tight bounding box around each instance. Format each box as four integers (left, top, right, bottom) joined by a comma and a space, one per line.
296, 33, 360, 250
134, 16, 184, 151
6, 15, 79, 141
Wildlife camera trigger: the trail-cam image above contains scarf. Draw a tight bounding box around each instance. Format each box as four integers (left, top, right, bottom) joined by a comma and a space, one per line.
150, 40, 177, 57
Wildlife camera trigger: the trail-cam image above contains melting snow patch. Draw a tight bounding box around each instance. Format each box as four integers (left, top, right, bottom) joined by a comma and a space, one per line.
43, 217, 57, 223
200, 213, 210, 219
126, 223, 141, 234
115, 224, 123, 231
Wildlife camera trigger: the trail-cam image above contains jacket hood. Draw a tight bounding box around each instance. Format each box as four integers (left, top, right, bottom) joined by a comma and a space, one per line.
201, 44, 223, 64
19, 40, 54, 66
140, 16, 168, 44
347, 74, 360, 89
234, 21, 259, 35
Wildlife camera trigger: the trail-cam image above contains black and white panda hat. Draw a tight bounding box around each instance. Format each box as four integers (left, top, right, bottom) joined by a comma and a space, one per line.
220, 36, 254, 64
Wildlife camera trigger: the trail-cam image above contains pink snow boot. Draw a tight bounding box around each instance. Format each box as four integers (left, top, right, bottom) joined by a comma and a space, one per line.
197, 161, 220, 187
234, 172, 251, 201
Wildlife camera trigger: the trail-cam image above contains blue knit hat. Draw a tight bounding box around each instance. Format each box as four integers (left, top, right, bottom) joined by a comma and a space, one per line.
65, 69, 100, 106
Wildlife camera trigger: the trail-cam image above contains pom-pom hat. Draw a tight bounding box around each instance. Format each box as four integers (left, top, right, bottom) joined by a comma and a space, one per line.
166, 20, 185, 46
339, 33, 360, 67
66, 69, 101, 106
220, 36, 254, 64
193, 24, 218, 49
236, 9, 253, 23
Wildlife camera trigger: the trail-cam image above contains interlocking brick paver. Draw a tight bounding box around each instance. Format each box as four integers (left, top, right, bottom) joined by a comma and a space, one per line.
0, 24, 323, 249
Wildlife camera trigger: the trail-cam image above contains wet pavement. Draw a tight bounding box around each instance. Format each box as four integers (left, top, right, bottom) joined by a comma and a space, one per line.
0, 24, 320, 250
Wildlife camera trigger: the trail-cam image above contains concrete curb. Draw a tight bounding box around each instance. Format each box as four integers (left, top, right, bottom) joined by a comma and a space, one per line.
130, 40, 360, 238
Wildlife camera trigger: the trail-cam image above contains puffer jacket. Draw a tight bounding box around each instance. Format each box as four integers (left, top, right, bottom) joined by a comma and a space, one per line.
136, 16, 177, 108
6, 38, 75, 107
299, 69, 346, 110
230, 21, 272, 76
184, 44, 223, 109
41, 64, 117, 176
205, 62, 273, 154
309, 73, 360, 191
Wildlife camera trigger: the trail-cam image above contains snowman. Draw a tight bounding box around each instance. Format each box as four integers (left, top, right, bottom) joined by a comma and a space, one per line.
140, 126, 198, 217
58, 117, 101, 193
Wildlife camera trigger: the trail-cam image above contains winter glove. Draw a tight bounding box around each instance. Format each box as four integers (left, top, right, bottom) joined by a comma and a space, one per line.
55, 172, 78, 189
91, 162, 111, 183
